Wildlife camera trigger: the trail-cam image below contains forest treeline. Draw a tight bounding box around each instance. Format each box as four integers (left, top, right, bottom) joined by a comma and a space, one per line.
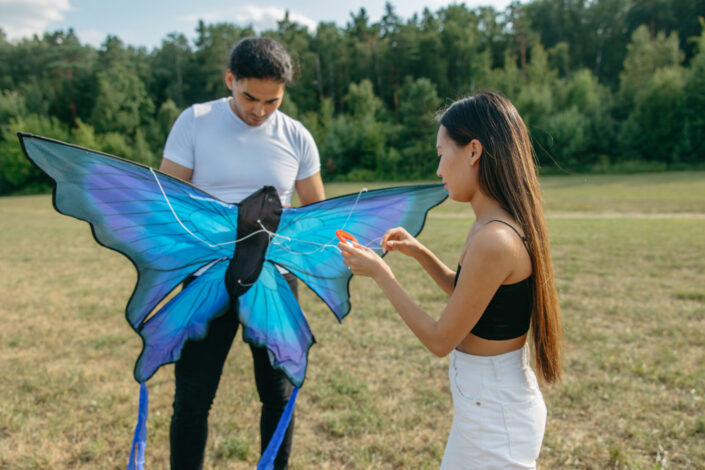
1, 0, 704, 194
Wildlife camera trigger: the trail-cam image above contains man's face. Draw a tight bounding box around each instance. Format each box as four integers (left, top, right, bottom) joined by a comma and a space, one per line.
225, 71, 285, 126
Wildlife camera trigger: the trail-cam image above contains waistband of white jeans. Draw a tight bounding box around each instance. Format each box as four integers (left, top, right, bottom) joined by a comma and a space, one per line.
451, 344, 529, 369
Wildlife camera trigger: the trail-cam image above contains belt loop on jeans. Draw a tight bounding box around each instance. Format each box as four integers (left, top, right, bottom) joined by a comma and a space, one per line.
491, 357, 502, 382
522, 344, 532, 385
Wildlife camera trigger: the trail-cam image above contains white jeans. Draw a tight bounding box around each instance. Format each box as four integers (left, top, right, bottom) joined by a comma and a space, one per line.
440, 346, 546, 469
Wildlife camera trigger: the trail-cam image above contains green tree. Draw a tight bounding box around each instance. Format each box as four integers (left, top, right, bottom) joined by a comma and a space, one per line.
395, 77, 441, 178
619, 25, 683, 107
514, 44, 557, 132
437, 4, 485, 94
560, 69, 601, 111
0, 90, 28, 124
482, 50, 523, 99
89, 36, 154, 137
345, 7, 381, 100
343, 79, 383, 119
0, 27, 11, 89
414, 9, 449, 98
0, 115, 69, 194
97, 131, 133, 160
151, 33, 192, 108
132, 128, 157, 166
588, 0, 631, 85
476, 6, 510, 71
622, 66, 686, 163
526, 44, 556, 84
377, 2, 412, 113
547, 42, 571, 77
506, 1, 539, 83
560, 69, 617, 165
542, 106, 591, 168
320, 80, 387, 179
525, 0, 589, 73
157, 99, 181, 137
90, 65, 154, 136
267, 12, 318, 113
312, 22, 346, 110
71, 119, 98, 149
43, 30, 98, 126
682, 20, 705, 163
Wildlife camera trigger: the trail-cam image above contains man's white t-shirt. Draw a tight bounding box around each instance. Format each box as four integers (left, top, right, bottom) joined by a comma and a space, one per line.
163, 97, 320, 206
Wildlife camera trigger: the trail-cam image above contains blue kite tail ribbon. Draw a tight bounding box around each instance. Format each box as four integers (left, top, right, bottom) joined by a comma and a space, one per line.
127, 382, 149, 470
257, 386, 300, 470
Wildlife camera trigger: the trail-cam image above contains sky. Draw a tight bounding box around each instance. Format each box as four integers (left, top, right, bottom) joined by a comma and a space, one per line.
0, 0, 515, 50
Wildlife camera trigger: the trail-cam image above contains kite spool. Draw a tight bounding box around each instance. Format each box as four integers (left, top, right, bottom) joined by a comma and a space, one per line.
336, 229, 358, 246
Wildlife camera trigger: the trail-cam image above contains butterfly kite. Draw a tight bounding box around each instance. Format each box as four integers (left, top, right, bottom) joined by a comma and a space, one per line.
18, 133, 447, 469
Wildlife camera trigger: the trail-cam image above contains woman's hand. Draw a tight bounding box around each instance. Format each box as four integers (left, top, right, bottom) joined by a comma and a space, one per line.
339, 242, 393, 281
381, 227, 422, 257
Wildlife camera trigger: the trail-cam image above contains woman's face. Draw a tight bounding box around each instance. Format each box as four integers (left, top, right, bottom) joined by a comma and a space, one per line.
436, 125, 477, 202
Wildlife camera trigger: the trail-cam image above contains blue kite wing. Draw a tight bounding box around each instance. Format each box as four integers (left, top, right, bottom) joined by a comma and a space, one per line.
18, 133, 238, 330
135, 258, 230, 382
267, 184, 448, 321
238, 261, 315, 387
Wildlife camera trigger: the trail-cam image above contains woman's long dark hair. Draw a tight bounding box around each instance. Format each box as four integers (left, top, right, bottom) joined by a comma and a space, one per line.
439, 91, 563, 383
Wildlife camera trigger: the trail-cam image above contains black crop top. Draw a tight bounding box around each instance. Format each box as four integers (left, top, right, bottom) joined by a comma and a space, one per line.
453, 220, 532, 340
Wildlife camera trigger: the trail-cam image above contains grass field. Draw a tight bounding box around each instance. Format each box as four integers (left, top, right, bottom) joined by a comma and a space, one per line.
1, 172, 704, 469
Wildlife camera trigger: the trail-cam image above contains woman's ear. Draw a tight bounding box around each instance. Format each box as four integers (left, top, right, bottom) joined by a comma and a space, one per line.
467, 139, 483, 166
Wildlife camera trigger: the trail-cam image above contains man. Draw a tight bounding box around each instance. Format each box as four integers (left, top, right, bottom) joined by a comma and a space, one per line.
160, 37, 325, 470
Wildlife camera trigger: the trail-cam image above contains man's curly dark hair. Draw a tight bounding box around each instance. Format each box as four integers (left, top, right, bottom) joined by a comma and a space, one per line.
228, 37, 294, 84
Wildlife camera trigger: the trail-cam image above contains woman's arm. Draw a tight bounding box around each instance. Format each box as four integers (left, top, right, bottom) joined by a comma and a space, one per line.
411, 244, 457, 295
340, 228, 516, 356
381, 227, 456, 295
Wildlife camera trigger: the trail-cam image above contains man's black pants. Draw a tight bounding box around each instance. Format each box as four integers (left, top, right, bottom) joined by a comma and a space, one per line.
170, 274, 298, 470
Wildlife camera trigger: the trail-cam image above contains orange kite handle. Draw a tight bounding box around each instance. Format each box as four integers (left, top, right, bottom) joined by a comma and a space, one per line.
336, 229, 358, 245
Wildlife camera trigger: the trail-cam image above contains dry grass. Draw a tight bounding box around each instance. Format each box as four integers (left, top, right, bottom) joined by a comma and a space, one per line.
1, 173, 704, 469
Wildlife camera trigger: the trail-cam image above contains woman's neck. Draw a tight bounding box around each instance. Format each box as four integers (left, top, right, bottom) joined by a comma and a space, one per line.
469, 191, 507, 224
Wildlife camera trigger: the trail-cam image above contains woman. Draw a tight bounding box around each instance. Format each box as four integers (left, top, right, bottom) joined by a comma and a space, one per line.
339, 91, 562, 469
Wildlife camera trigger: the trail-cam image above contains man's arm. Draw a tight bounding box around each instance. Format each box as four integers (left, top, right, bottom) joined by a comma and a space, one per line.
295, 172, 325, 205
159, 158, 194, 182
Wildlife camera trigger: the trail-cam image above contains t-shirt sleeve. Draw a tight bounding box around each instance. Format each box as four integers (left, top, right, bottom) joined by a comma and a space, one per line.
162, 107, 195, 169
295, 126, 321, 181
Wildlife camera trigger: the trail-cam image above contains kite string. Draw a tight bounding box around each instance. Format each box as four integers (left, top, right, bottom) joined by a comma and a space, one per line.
237, 221, 379, 287
340, 187, 367, 232
152, 168, 374, 254
264, 188, 370, 256
151, 168, 270, 248
262, 222, 380, 255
